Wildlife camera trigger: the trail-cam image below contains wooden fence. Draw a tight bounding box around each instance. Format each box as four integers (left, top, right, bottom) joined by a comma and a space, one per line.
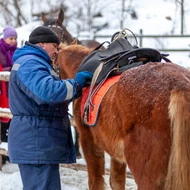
82, 31, 190, 52
0, 72, 10, 170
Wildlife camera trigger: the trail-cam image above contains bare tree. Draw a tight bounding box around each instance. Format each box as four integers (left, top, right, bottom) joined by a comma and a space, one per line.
13, 0, 28, 26
0, 0, 27, 27
0, 0, 188, 36
65, 0, 110, 34
176, 0, 185, 34
0, 0, 65, 27
167, 0, 189, 34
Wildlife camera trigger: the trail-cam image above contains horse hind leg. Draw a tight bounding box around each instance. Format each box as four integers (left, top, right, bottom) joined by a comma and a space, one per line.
109, 157, 126, 190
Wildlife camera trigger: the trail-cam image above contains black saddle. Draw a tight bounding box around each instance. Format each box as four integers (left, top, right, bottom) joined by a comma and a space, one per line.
78, 31, 171, 84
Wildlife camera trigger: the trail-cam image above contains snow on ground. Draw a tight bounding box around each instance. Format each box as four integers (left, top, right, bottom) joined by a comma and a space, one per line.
0, 155, 137, 190
0, 103, 137, 189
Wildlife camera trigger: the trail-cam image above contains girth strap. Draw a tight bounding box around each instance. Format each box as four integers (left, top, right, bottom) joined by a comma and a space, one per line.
83, 62, 117, 124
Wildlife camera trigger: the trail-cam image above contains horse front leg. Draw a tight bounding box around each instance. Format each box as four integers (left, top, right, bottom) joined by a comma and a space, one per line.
110, 157, 126, 190
79, 130, 105, 190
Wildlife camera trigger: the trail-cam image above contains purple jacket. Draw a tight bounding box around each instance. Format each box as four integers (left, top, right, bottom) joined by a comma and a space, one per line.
0, 39, 17, 71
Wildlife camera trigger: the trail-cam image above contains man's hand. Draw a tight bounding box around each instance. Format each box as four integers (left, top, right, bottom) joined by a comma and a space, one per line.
74, 71, 93, 88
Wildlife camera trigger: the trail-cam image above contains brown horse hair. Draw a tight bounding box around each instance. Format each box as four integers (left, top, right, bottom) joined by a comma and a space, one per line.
58, 43, 93, 79
164, 90, 190, 190
58, 44, 190, 190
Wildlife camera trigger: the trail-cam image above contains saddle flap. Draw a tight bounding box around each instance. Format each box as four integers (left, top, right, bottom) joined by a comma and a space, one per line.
78, 37, 133, 73
117, 48, 162, 66
77, 37, 134, 84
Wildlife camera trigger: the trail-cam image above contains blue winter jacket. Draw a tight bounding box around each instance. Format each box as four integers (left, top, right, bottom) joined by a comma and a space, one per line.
8, 42, 78, 164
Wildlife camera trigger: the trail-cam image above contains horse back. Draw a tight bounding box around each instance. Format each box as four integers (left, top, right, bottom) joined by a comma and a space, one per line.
75, 62, 190, 163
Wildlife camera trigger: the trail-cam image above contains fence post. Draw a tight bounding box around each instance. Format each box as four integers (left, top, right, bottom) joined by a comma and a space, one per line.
0, 122, 2, 170
139, 29, 143, 47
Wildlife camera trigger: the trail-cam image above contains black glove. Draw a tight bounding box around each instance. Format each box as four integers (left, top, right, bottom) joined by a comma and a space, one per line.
74, 71, 93, 88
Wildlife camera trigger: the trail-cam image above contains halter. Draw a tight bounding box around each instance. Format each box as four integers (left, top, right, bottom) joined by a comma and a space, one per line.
47, 24, 65, 76
47, 24, 65, 42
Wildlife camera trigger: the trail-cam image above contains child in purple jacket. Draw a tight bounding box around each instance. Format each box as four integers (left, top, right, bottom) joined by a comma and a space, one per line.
0, 26, 17, 71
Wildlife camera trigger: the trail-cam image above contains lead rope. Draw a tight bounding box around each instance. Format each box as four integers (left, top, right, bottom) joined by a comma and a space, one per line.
47, 24, 65, 76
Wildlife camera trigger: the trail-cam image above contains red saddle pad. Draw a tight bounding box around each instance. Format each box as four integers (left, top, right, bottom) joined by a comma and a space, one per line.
81, 75, 121, 126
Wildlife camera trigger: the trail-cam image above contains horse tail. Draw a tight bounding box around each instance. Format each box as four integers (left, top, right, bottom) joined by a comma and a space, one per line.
164, 90, 190, 190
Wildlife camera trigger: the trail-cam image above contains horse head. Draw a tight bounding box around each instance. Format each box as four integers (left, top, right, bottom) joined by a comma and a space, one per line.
42, 9, 74, 48
42, 9, 104, 50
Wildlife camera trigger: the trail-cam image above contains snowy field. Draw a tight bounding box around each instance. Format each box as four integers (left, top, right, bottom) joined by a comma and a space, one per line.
0, 153, 137, 190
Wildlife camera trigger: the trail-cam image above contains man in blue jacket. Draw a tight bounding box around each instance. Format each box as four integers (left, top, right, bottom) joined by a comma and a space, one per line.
8, 26, 93, 190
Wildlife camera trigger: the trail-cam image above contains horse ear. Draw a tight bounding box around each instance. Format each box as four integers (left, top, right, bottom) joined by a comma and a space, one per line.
41, 12, 47, 23
57, 9, 64, 25
71, 39, 79, 45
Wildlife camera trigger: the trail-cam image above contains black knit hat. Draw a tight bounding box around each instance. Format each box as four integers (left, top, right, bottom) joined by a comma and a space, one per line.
29, 26, 60, 45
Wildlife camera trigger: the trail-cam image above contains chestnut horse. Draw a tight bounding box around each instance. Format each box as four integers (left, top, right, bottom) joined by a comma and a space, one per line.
58, 43, 190, 190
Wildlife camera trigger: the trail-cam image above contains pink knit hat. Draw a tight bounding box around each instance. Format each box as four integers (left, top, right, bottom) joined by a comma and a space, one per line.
3, 26, 18, 39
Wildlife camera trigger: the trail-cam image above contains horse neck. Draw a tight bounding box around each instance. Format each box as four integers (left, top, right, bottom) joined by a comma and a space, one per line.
58, 45, 92, 79
62, 26, 74, 45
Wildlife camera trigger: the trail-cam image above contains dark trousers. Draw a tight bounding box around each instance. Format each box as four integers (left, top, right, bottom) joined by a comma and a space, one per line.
1, 121, 10, 165
1, 121, 10, 142
18, 164, 61, 190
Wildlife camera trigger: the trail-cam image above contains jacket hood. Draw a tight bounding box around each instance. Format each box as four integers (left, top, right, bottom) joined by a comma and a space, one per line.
13, 41, 52, 65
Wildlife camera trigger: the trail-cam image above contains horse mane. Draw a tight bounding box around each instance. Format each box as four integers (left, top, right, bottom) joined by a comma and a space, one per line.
58, 44, 93, 79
